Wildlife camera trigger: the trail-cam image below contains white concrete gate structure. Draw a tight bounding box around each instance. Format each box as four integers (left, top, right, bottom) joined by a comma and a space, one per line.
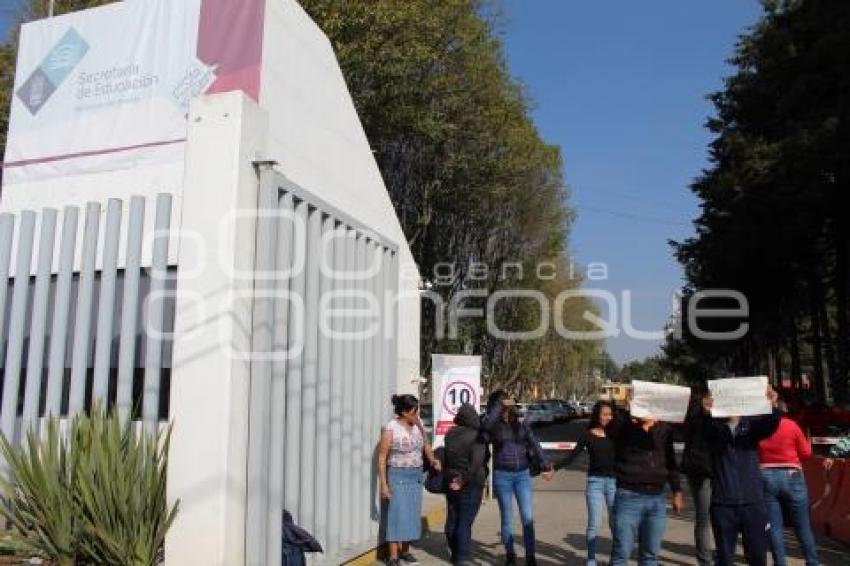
1, 1, 422, 565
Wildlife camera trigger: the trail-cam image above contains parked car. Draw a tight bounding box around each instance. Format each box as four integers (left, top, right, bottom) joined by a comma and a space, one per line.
564, 400, 582, 416
578, 401, 594, 417
559, 400, 579, 419
540, 400, 571, 422
515, 403, 527, 421
523, 403, 555, 425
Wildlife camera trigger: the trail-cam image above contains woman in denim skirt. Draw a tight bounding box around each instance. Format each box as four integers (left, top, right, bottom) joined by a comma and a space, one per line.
378, 394, 441, 565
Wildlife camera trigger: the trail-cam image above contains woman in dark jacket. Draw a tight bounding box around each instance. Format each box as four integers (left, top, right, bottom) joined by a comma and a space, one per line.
563, 400, 616, 566
443, 403, 488, 564
481, 391, 553, 566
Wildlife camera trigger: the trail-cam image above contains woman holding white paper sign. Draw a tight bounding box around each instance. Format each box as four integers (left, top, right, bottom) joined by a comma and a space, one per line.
699, 383, 780, 566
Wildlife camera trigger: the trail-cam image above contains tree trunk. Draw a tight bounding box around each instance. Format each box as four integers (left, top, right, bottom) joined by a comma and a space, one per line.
809, 278, 826, 404
767, 347, 778, 387
820, 294, 836, 403
834, 226, 850, 403
789, 318, 802, 400
832, 152, 850, 404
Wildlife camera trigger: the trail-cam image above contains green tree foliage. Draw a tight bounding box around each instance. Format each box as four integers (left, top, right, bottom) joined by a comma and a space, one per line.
618, 355, 681, 385
0, 0, 608, 395
670, 0, 850, 403
299, 0, 604, 394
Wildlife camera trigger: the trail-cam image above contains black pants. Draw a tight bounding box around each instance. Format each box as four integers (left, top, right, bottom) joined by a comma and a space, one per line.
445, 485, 483, 563
710, 502, 769, 566
687, 476, 713, 566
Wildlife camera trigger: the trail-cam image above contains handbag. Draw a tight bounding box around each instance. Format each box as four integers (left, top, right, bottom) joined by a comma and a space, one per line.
424, 446, 446, 494
527, 445, 543, 478
415, 420, 446, 493
524, 426, 543, 478
424, 465, 446, 494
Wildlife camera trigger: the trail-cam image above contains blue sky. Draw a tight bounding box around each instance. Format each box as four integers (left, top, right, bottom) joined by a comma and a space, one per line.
500, 0, 763, 364
0, 10, 12, 41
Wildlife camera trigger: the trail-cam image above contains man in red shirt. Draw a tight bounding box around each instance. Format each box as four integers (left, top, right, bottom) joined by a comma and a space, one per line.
758, 407, 820, 566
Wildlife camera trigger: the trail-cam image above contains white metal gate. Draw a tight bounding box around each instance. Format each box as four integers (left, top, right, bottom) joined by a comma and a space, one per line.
1, 173, 400, 564
246, 167, 399, 565
0, 194, 175, 445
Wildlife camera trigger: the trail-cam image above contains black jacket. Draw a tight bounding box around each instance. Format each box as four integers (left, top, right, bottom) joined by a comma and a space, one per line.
480, 403, 551, 472
700, 408, 781, 505
282, 509, 322, 553
609, 409, 682, 495
444, 404, 488, 488
682, 398, 713, 479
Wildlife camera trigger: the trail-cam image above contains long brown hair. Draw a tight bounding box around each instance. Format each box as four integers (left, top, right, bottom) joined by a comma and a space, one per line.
589, 400, 614, 429
488, 390, 521, 444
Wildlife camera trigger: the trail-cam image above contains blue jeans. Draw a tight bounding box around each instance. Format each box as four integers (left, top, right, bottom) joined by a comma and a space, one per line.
493, 469, 536, 559
762, 468, 820, 566
610, 488, 667, 566
586, 476, 616, 565
445, 486, 483, 563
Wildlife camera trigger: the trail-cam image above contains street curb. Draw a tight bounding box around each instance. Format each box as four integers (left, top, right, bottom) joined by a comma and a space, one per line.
343, 505, 448, 565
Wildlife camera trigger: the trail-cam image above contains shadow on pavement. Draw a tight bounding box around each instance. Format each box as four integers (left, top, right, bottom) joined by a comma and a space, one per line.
415, 521, 575, 565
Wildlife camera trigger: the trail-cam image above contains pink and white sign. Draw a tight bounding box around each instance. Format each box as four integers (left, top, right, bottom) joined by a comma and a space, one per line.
3, 0, 265, 185
431, 354, 481, 448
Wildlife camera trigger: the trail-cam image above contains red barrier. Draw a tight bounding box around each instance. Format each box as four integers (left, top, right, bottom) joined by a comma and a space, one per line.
803, 456, 828, 503
810, 459, 845, 534
825, 460, 850, 542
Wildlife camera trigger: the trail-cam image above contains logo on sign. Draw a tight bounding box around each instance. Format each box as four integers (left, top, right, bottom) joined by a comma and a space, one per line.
17, 27, 89, 115
172, 57, 217, 111
442, 381, 478, 416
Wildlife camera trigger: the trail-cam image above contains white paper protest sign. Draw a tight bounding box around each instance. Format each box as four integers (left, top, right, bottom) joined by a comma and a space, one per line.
629, 380, 691, 423
708, 376, 771, 417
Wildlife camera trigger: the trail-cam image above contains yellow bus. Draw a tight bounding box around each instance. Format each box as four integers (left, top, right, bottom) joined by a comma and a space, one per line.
599, 382, 630, 408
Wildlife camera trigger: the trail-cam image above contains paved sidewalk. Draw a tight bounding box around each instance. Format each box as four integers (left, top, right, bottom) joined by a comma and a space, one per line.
405, 469, 850, 565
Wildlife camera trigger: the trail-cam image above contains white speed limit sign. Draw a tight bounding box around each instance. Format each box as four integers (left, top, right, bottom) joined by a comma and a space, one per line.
431, 354, 481, 447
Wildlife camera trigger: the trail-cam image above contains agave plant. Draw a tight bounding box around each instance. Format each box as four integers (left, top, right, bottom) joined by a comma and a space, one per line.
0, 407, 179, 566
73, 408, 179, 566
0, 418, 79, 565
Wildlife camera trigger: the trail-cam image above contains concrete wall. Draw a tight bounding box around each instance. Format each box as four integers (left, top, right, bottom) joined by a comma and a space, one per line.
165, 92, 265, 566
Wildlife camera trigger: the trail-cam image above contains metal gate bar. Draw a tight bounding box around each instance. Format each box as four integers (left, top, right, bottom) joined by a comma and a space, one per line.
245, 169, 399, 565
0, 196, 176, 455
